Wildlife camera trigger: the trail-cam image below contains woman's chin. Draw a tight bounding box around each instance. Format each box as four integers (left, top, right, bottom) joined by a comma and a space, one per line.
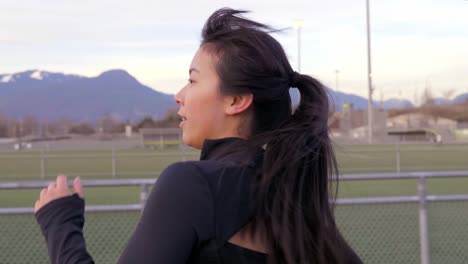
181, 134, 189, 145
181, 134, 194, 148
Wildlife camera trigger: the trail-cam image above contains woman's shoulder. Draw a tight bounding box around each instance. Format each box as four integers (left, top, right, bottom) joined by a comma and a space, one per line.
156, 160, 228, 196
157, 161, 210, 190
162, 159, 247, 183
152, 161, 219, 218
158, 160, 255, 205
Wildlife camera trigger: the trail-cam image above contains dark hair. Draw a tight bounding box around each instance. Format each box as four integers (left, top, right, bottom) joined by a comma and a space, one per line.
201, 8, 359, 264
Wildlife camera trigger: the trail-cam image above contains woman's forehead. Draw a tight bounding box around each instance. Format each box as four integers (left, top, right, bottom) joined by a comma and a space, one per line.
190, 48, 217, 75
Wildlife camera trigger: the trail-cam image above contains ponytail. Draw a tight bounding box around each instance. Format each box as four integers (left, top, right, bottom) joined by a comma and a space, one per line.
251, 73, 352, 263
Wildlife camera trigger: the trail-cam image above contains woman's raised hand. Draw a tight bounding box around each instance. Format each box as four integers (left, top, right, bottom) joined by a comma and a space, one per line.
34, 175, 84, 213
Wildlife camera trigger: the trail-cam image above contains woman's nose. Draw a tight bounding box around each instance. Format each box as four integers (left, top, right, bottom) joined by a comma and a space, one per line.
174, 94, 181, 105
174, 87, 184, 105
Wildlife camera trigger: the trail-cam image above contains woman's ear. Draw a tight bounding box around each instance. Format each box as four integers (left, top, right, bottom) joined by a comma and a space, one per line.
224, 93, 254, 115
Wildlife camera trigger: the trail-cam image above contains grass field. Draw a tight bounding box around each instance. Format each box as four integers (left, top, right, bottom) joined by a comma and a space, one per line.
1, 143, 468, 263
1, 143, 468, 181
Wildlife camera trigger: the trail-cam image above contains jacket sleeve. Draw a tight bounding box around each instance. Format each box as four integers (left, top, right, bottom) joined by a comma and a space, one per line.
34, 162, 212, 264
35, 194, 94, 264
117, 162, 213, 263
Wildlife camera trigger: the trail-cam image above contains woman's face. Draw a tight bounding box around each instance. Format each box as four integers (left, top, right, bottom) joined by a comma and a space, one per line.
175, 47, 229, 149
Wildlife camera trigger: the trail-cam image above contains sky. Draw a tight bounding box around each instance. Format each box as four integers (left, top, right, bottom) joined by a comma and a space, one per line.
1, 0, 467, 103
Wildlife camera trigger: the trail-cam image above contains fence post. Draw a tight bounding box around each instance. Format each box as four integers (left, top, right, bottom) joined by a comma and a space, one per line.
111, 147, 116, 179
40, 150, 46, 179
159, 135, 164, 150
140, 183, 149, 211
179, 132, 187, 161
396, 143, 401, 173
418, 175, 430, 264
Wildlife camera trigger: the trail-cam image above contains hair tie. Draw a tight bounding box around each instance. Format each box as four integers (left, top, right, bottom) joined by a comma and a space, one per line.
289, 71, 300, 88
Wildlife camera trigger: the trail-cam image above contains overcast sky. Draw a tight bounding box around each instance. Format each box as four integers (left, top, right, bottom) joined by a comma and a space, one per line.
1, 0, 467, 102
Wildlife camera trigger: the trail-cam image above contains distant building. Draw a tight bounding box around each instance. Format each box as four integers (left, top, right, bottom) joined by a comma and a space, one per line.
332, 103, 468, 143
387, 129, 441, 143
332, 103, 386, 143
140, 128, 182, 149
125, 125, 133, 138
457, 119, 468, 129
454, 118, 468, 141
386, 113, 457, 130
385, 113, 460, 143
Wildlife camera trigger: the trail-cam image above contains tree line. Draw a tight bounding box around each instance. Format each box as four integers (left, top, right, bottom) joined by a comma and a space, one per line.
0, 109, 180, 138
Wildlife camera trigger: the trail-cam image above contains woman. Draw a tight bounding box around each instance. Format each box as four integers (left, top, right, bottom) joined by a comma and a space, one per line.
34, 8, 362, 264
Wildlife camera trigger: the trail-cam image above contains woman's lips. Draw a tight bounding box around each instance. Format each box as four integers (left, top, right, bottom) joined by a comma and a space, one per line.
178, 115, 187, 128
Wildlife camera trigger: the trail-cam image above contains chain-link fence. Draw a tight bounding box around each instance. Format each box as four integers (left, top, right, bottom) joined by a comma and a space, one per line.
1, 211, 141, 264
1, 144, 468, 180
1, 172, 468, 264
427, 201, 468, 264
336, 203, 421, 263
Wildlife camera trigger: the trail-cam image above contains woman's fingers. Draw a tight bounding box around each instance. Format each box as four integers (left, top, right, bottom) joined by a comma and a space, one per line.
47, 182, 56, 193
34, 200, 40, 212
73, 176, 84, 198
35, 175, 74, 213
56, 175, 68, 190
39, 188, 47, 200
52, 175, 71, 197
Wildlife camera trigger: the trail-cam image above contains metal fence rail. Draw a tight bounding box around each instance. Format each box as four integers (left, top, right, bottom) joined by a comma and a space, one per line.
1, 171, 468, 264
0, 145, 468, 179
0, 179, 154, 214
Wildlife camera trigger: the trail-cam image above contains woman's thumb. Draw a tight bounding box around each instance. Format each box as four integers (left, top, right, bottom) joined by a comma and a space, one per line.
73, 176, 84, 198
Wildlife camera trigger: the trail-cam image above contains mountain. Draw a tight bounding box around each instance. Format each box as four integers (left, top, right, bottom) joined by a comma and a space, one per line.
291, 87, 414, 111
432, 97, 452, 106
2, 69, 462, 121
0, 69, 176, 122
381, 98, 414, 109
453, 93, 468, 104
0, 70, 83, 84
327, 89, 414, 111
328, 89, 376, 111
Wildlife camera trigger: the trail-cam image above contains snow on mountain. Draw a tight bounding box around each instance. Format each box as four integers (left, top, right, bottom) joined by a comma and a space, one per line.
30, 70, 45, 80
1, 74, 14, 83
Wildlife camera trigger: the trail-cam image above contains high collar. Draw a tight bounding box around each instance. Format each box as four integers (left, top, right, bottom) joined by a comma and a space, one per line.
200, 137, 246, 161
200, 137, 245, 160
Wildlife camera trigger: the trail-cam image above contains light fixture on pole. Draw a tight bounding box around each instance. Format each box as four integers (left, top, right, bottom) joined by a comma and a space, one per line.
335, 69, 340, 92
294, 19, 304, 72
425, 75, 433, 92
366, 0, 374, 144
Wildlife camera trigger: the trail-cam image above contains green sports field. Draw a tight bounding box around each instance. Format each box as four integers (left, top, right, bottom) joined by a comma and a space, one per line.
1, 143, 468, 263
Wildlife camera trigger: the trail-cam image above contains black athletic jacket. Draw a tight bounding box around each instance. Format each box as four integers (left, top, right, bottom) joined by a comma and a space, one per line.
35, 137, 267, 263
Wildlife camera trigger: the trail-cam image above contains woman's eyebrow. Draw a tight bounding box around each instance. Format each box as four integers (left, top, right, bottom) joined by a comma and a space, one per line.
189, 68, 200, 74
